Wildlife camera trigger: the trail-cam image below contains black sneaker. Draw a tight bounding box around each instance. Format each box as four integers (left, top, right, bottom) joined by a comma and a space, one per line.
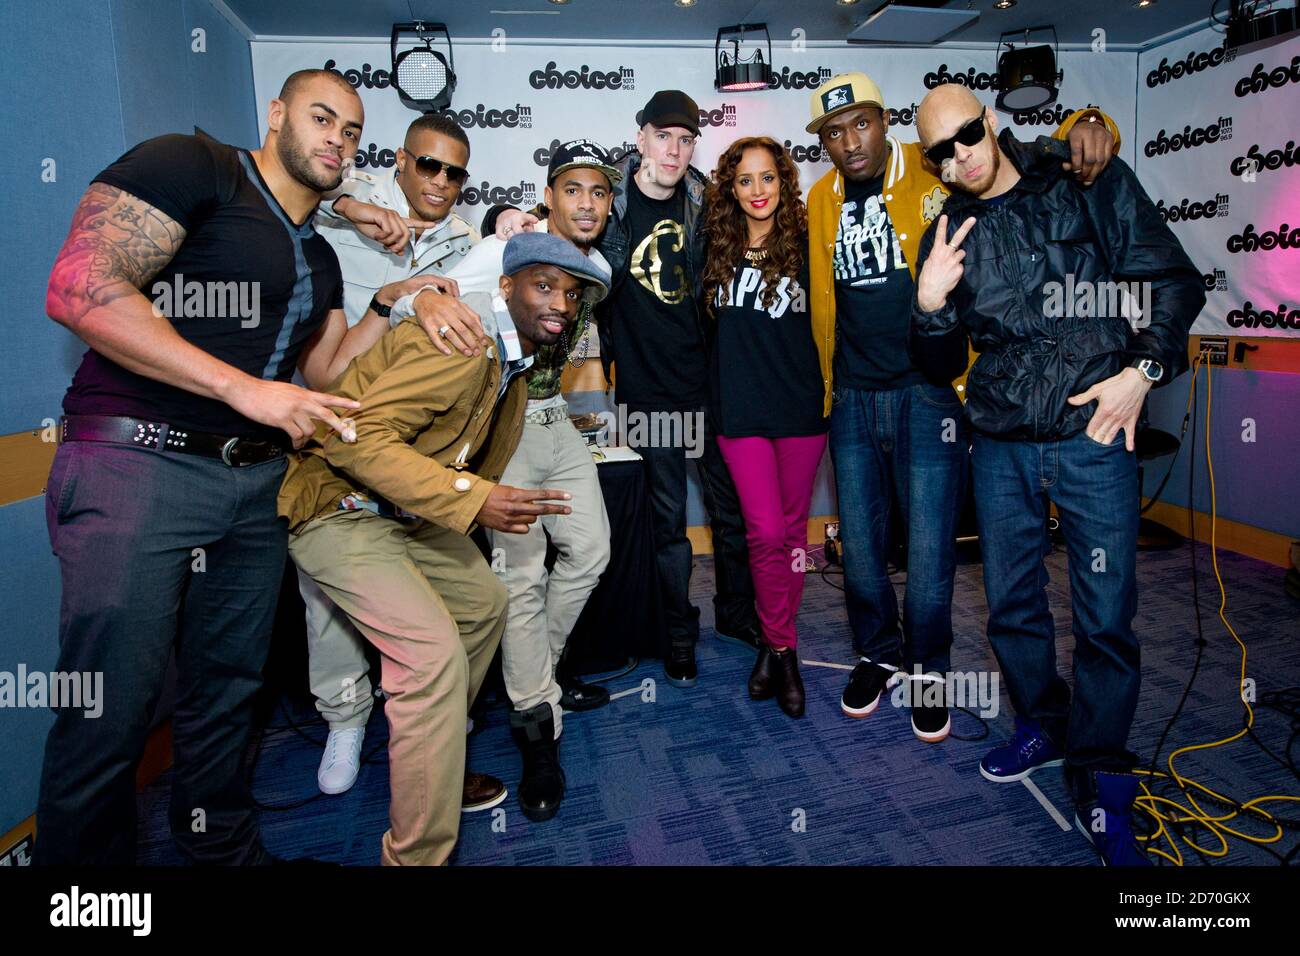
560, 676, 611, 712
664, 644, 698, 688
840, 659, 899, 718
907, 674, 951, 743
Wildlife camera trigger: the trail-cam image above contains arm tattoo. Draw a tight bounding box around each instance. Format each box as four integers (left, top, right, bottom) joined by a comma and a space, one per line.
46, 182, 187, 323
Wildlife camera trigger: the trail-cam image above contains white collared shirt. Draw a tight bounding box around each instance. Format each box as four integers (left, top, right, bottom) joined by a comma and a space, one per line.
315, 167, 479, 326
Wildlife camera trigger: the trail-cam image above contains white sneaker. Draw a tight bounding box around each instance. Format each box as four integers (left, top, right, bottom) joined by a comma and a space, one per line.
317, 726, 365, 795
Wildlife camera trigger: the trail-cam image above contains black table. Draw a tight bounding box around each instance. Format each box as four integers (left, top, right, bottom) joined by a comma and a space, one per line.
558, 455, 665, 676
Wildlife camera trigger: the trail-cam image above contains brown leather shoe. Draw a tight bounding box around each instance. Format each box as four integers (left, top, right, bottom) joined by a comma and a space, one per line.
748, 644, 777, 700
462, 771, 507, 813
771, 647, 805, 718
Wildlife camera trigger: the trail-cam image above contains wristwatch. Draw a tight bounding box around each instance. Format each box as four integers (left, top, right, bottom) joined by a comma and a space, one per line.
369, 295, 392, 318
1131, 357, 1164, 384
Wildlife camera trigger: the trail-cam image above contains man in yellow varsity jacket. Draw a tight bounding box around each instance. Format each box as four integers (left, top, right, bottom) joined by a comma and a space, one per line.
805, 72, 1121, 743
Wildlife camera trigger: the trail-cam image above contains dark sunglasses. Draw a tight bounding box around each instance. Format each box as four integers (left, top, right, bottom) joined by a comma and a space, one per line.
923, 114, 988, 165
402, 148, 469, 185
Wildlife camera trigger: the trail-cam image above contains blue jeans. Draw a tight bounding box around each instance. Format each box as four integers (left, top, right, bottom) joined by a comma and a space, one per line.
37, 440, 287, 865
972, 429, 1140, 795
829, 382, 967, 674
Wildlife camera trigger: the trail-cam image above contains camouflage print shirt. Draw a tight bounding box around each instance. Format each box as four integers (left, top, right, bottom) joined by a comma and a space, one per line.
526, 301, 591, 401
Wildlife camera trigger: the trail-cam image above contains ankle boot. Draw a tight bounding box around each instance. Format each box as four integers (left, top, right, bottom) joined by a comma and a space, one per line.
509, 702, 566, 822
748, 644, 777, 700
771, 647, 805, 718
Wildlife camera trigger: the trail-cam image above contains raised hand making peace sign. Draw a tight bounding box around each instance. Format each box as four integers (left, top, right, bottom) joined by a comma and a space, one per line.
915, 213, 978, 314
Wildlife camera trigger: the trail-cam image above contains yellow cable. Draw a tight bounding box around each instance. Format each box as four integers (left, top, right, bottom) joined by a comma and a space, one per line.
1130, 354, 1300, 864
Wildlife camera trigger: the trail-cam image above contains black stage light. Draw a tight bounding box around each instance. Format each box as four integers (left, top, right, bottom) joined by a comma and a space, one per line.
995, 26, 1062, 112
391, 21, 456, 113
715, 23, 773, 92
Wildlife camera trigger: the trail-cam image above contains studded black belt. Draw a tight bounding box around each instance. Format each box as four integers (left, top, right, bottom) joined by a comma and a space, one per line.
59, 415, 286, 467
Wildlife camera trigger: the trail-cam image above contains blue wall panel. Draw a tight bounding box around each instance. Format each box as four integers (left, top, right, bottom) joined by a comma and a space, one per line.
1147, 367, 1300, 540
0, 498, 63, 834
2, 0, 124, 437
110, 0, 196, 144
184, 0, 260, 148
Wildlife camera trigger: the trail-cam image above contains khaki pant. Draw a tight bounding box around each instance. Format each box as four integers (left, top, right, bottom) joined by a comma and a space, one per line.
289, 509, 506, 866
299, 569, 374, 729
488, 419, 610, 737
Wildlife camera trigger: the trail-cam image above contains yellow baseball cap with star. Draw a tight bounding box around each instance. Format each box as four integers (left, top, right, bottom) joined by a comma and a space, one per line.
807, 72, 886, 134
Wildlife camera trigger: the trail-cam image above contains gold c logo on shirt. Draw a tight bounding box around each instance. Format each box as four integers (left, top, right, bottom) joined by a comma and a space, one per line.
631, 219, 688, 305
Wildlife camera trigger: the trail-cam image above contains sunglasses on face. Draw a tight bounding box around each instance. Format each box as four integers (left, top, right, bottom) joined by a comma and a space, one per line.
402, 148, 469, 185
923, 114, 988, 166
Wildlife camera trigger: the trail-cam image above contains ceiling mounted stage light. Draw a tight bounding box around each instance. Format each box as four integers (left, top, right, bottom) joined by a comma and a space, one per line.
715, 22, 773, 92
390, 21, 457, 113
995, 26, 1062, 112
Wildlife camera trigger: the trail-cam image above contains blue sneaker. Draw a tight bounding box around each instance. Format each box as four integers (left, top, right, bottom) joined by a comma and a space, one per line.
979, 717, 1064, 783
1074, 770, 1152, 867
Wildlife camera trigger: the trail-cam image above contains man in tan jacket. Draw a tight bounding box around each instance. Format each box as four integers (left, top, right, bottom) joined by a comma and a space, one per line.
279, 232, 611, 865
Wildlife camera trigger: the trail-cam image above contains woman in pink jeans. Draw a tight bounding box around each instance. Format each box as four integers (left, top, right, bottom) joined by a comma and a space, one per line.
701, 137, 828, 717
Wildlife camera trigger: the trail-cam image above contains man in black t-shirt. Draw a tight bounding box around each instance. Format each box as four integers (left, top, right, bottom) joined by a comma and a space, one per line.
37, 70, 373, 865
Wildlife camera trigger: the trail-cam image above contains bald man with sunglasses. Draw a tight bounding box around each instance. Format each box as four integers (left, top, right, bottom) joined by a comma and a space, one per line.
911, 82, 1202, 866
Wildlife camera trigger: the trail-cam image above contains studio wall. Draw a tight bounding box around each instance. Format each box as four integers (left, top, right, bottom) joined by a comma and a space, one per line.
1136, 27, 1300, 337
1137, 25, 1300, 543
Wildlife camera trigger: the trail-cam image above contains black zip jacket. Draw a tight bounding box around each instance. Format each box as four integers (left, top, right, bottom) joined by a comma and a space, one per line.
911, 130, 1204, 442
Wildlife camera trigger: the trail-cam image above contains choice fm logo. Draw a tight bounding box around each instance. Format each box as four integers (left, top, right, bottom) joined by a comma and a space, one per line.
768, 66, 834, 90
1012, 103, 1100, 127
533, 139, 637, 167
529, 61, 635, 91
886, 103, 921, 127
353, 143, 397, 170
1155, 194, 1229, 223
1226, 223, 1300, 254
1234, 56, 1300, 97
699, 104, 737, 128
433, 103, 532, 130
779, 139, 828, 164
323, 59, 391, 89
1145, 47, 1230, 88
1227, 300, 1300, 329
924, 64, 1002, 90
1201, 268, 1227, 292
1143, 117, 1232, 157
1228, 139, 1299, 177
457, 180, 538, 208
